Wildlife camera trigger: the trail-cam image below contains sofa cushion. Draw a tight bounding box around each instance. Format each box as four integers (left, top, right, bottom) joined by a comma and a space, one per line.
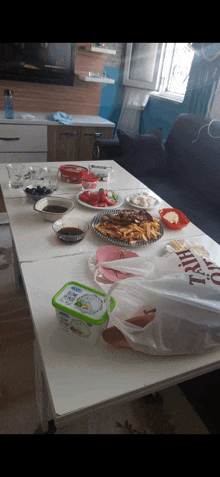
135, 170, 220, 244
116, 127, 167, 176
165, 114, 220, 206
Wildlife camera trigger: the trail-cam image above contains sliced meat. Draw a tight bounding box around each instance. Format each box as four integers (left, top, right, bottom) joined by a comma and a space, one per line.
95, 245, 139, 282
96, 245, 124, 265
102, 313, 156, 348
99, 209, 154, 226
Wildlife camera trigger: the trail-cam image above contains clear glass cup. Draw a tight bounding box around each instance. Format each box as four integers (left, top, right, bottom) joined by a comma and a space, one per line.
6, 163, 25, 188
24, 166, 42, 183
42, 167, 59, 191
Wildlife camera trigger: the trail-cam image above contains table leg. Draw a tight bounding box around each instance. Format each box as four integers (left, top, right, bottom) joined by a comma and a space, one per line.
34, 340, 55, 434
11, 237, 22, 291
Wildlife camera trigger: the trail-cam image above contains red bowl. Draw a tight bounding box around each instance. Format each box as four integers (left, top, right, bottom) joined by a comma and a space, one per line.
158, 208, 190, 229
59, 165, 88, 184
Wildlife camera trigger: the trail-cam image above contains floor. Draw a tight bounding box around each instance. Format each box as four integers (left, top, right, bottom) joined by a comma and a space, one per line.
0, 186, 219, 434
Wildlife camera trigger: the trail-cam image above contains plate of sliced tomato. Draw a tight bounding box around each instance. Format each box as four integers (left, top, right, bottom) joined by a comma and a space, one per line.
76, 189, 124, 209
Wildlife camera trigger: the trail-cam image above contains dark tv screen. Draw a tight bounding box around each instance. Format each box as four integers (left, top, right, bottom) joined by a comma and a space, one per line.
0, 43, 76, 86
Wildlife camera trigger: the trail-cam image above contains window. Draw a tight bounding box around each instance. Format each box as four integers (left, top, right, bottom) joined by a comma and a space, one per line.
123, 43, 164, 90
123, 43, 195, 102
158, 43, 195, 100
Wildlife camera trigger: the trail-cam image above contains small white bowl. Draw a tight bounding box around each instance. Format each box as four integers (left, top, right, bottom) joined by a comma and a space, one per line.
34, 196, 74, 221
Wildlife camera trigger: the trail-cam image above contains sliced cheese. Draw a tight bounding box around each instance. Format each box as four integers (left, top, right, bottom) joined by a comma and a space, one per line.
163, 211, 179, 224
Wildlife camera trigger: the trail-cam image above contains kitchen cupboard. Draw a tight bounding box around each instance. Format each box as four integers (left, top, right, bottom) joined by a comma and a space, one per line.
0, 115, 114, 164
48, 125, 114, 162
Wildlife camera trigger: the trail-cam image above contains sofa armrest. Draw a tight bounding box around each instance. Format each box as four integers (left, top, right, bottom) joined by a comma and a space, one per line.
92, 138, 123, 160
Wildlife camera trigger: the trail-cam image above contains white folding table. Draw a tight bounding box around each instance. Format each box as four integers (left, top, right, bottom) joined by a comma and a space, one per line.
1, 160, 220, 433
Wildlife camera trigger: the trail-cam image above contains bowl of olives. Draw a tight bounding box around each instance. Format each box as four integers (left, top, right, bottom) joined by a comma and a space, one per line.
24, 185, 53, 203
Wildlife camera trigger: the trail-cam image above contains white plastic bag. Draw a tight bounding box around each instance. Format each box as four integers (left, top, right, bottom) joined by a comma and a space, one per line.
100, 248, 220, 355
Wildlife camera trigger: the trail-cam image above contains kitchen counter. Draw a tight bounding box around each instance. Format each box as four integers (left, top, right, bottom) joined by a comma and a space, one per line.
0, 112, 115, 128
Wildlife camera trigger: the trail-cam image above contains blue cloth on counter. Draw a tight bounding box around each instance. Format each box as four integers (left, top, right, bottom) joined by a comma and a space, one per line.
48, 111, 73, 125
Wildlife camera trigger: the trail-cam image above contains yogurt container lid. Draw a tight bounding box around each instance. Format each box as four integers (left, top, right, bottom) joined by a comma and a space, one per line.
60, 165, 88, 173
52, 281, 115, 325
89, 163, 113, 172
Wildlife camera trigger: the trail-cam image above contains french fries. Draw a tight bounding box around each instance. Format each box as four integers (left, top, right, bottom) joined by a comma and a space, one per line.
95, 216, 161, 244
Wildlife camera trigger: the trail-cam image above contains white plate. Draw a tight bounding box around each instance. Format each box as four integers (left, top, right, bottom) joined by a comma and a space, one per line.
126, 194, 160, 209
76, 191, 124, 210
165, 239, 211, 258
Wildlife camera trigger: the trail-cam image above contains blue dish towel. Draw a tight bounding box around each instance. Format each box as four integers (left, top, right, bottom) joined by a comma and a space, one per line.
48, 111, 73, 125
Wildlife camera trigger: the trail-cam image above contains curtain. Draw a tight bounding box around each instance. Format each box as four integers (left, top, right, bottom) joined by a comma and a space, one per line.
182, 43, 220, 117
115, 43, 160, 137
115, 87, 150, 136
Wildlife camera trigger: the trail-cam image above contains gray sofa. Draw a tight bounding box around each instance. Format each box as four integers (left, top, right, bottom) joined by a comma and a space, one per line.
92, 113, 220, 245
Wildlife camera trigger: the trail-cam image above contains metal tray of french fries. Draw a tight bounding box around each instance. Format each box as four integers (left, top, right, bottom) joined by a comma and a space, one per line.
91, 209, 164, 247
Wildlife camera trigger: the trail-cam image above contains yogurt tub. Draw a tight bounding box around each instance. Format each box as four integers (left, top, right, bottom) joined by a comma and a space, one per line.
89, 163, 113, 186
52, 281, 116, 345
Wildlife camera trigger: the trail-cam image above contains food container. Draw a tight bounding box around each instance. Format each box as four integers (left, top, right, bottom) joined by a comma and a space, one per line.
52, 217, 89, 243
89, 163, 113, 186
59, 165, 88, 184
34, 196, 74, 221
159, 208, 190, 229
81, 174, 100, 190
52, 281, 116, 345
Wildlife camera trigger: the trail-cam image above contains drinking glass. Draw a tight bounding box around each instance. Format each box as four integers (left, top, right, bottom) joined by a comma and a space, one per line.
6, 163, 25, 188
24, 166, 43, 188
42, 167, 59, 191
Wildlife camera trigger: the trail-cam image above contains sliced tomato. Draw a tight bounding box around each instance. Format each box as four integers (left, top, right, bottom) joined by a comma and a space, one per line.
89, 200, 99, 206
95, 190, 103, 202
105, 197, 116, 206
79, 194, 90, 202
79, 189, 116, 207
82, 190, 92, 197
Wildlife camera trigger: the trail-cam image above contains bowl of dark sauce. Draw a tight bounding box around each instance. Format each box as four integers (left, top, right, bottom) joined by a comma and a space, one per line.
34, 196, 74, 221
52, 218, 89, 243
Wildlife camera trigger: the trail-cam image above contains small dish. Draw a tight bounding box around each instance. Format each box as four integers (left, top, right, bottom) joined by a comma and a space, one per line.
53, 217, 89, 243
34, 196, 74, 221
159, 208, 190, 229
165, 239, 211, 258
126, 193, 160, 209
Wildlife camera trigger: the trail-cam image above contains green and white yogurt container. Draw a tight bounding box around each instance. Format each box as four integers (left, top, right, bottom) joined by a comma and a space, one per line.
52, 281, 115, 345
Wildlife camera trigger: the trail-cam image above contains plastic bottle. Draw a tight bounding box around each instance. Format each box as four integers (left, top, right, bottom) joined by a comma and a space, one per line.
4, 89, 14, 119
